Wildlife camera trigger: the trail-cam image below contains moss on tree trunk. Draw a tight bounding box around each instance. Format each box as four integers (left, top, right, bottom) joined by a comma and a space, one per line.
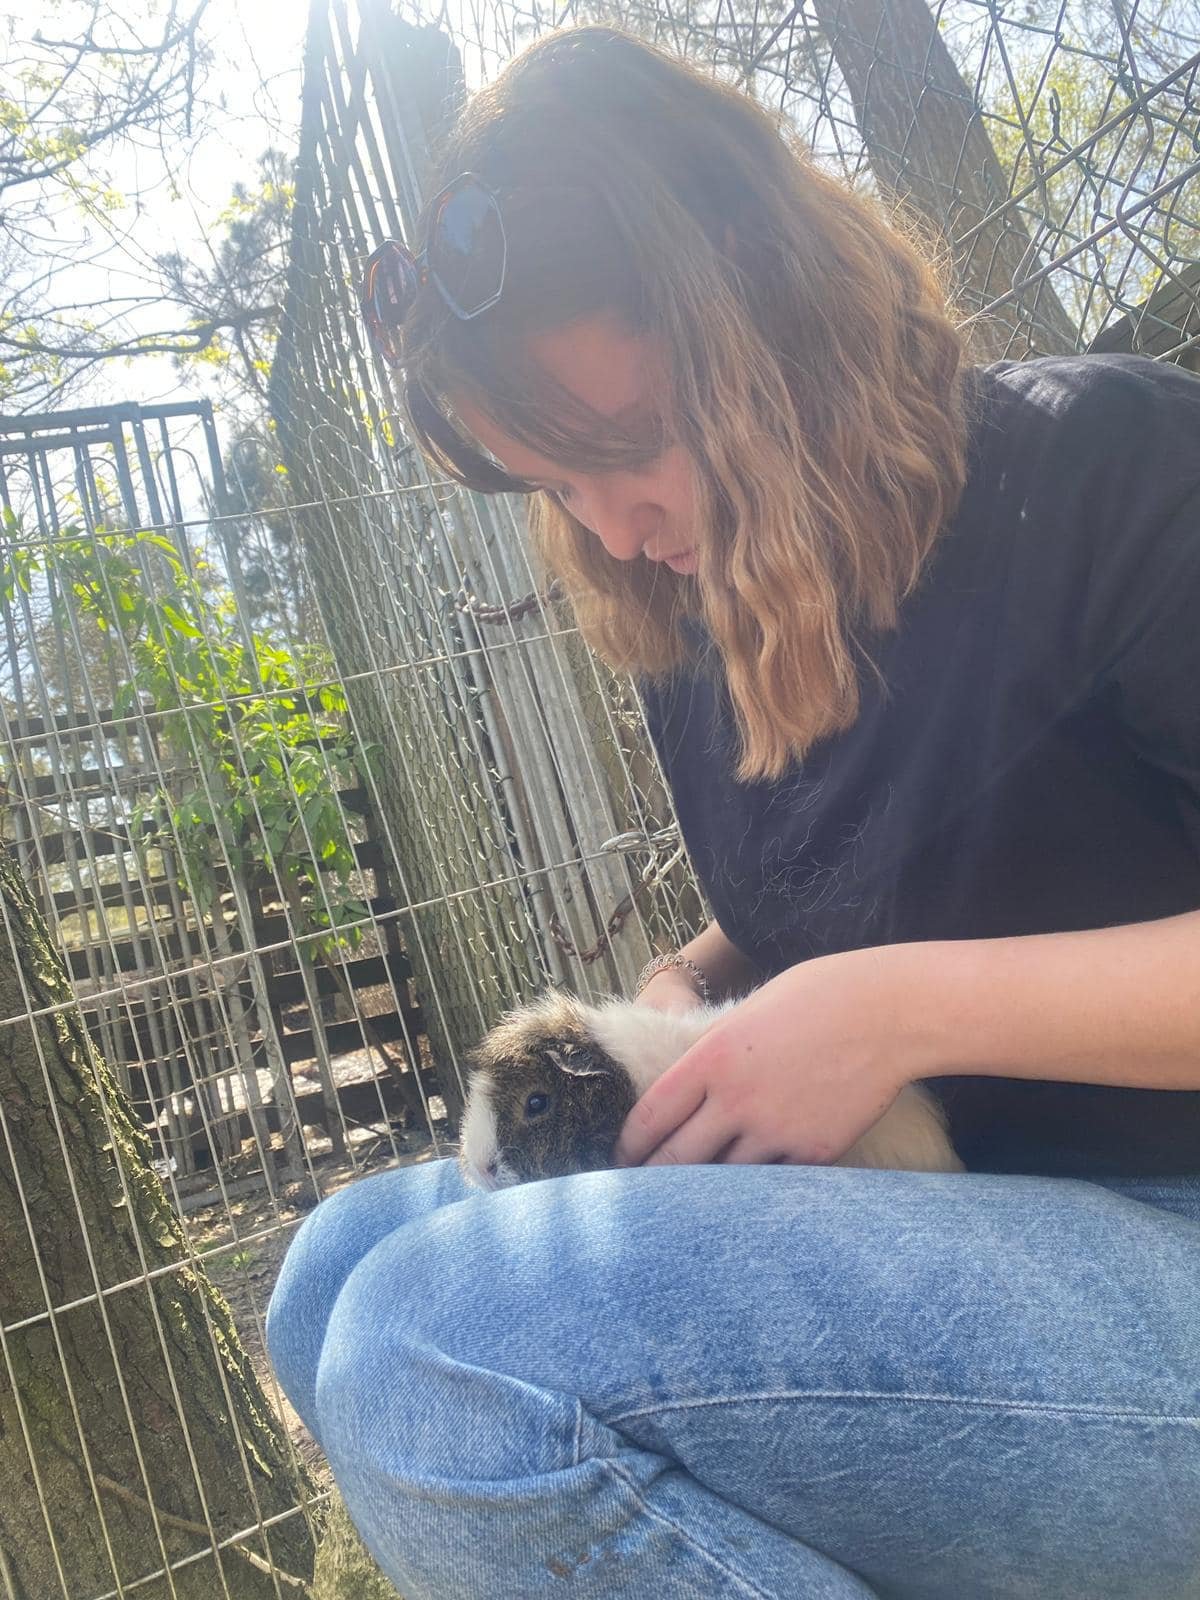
0, 848, 316, 1597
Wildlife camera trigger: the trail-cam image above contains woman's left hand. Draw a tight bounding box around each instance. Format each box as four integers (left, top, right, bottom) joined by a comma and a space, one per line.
614, 948, 931, 1168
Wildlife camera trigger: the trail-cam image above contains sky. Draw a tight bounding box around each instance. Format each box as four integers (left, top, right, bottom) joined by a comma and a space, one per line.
0, 0, 321, 564
6, 0, 1199, 437
3, 0, 313, 415
138, 0, 310, 253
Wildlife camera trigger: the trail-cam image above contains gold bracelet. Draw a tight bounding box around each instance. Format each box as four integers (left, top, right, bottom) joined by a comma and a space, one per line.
635, 952, 711, 1004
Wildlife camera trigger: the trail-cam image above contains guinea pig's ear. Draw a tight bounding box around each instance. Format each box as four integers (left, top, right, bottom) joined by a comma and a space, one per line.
545, 1042, 614, 1078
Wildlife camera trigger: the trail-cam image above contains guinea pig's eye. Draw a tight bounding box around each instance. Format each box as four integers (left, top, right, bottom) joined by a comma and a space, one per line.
524, 1091, 551, 1119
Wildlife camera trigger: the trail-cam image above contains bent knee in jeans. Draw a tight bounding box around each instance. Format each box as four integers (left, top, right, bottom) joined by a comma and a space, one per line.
266, 1158, 471, 1434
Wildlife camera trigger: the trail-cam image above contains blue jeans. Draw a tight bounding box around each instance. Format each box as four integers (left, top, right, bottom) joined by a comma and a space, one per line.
266, 1161, 1200, 1598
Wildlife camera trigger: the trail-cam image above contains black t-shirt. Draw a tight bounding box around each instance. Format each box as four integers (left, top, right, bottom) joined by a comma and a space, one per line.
640, 353, 1200, 1178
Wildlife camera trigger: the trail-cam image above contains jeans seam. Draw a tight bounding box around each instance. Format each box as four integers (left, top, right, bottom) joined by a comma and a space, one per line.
600, 1457, 778, 1600
607, 1388, 1200, 1428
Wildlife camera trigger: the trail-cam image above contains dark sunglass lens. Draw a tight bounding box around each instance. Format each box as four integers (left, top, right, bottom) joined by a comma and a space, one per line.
372, 246, 421, 324
428, 184, 504, 318
360, 243, 422, 364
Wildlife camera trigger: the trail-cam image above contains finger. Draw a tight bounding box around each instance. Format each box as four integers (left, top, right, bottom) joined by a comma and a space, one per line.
643, 1099, 738, 1168
719, 1137, 785, 1166
613, 1059, 710, 1166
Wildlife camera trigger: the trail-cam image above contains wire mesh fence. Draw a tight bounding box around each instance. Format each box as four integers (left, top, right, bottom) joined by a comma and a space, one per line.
0, 0, 1197, 1592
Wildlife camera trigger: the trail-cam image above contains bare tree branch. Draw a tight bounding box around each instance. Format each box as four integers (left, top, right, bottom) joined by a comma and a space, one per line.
0, 305, 281, 363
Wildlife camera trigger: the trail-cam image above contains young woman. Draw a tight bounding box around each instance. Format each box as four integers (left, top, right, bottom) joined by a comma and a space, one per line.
267, 26, 1200, 1599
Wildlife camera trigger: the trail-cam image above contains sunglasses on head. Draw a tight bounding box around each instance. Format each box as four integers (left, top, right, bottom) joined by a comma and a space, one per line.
358, 173, 506, 367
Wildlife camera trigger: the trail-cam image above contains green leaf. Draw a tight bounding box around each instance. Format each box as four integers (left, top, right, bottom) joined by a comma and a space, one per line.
140, 533, 184, 558
160, 601, 202, 638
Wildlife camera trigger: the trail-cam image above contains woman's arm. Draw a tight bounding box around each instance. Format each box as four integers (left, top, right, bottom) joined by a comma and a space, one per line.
635, 919, 760, 1012
909, 909, 1200, 1092
616, 910, 1200, 1168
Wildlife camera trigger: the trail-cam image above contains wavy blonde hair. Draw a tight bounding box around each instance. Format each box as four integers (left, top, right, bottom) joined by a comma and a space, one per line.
401, 26, 973, 781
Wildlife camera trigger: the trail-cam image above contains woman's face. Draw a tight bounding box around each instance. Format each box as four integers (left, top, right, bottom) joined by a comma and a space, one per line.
454, 315, 701, 575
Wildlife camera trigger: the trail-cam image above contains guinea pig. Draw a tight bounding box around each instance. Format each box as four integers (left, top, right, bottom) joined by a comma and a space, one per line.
458, 992, 963, 1188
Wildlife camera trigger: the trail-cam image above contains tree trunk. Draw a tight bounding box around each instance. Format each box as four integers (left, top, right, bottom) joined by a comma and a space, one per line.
0, 847, 316, 1598
814, 0, 1079, 359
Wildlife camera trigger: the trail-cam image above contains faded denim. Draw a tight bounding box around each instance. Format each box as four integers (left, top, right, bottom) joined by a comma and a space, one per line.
266, 1160, 1200, 1598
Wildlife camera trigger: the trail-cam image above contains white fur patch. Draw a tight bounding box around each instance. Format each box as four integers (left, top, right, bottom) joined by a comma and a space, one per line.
841, 1083, 963, 1173
584, 998, 735, 1093
458, 1071, 499, 1187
